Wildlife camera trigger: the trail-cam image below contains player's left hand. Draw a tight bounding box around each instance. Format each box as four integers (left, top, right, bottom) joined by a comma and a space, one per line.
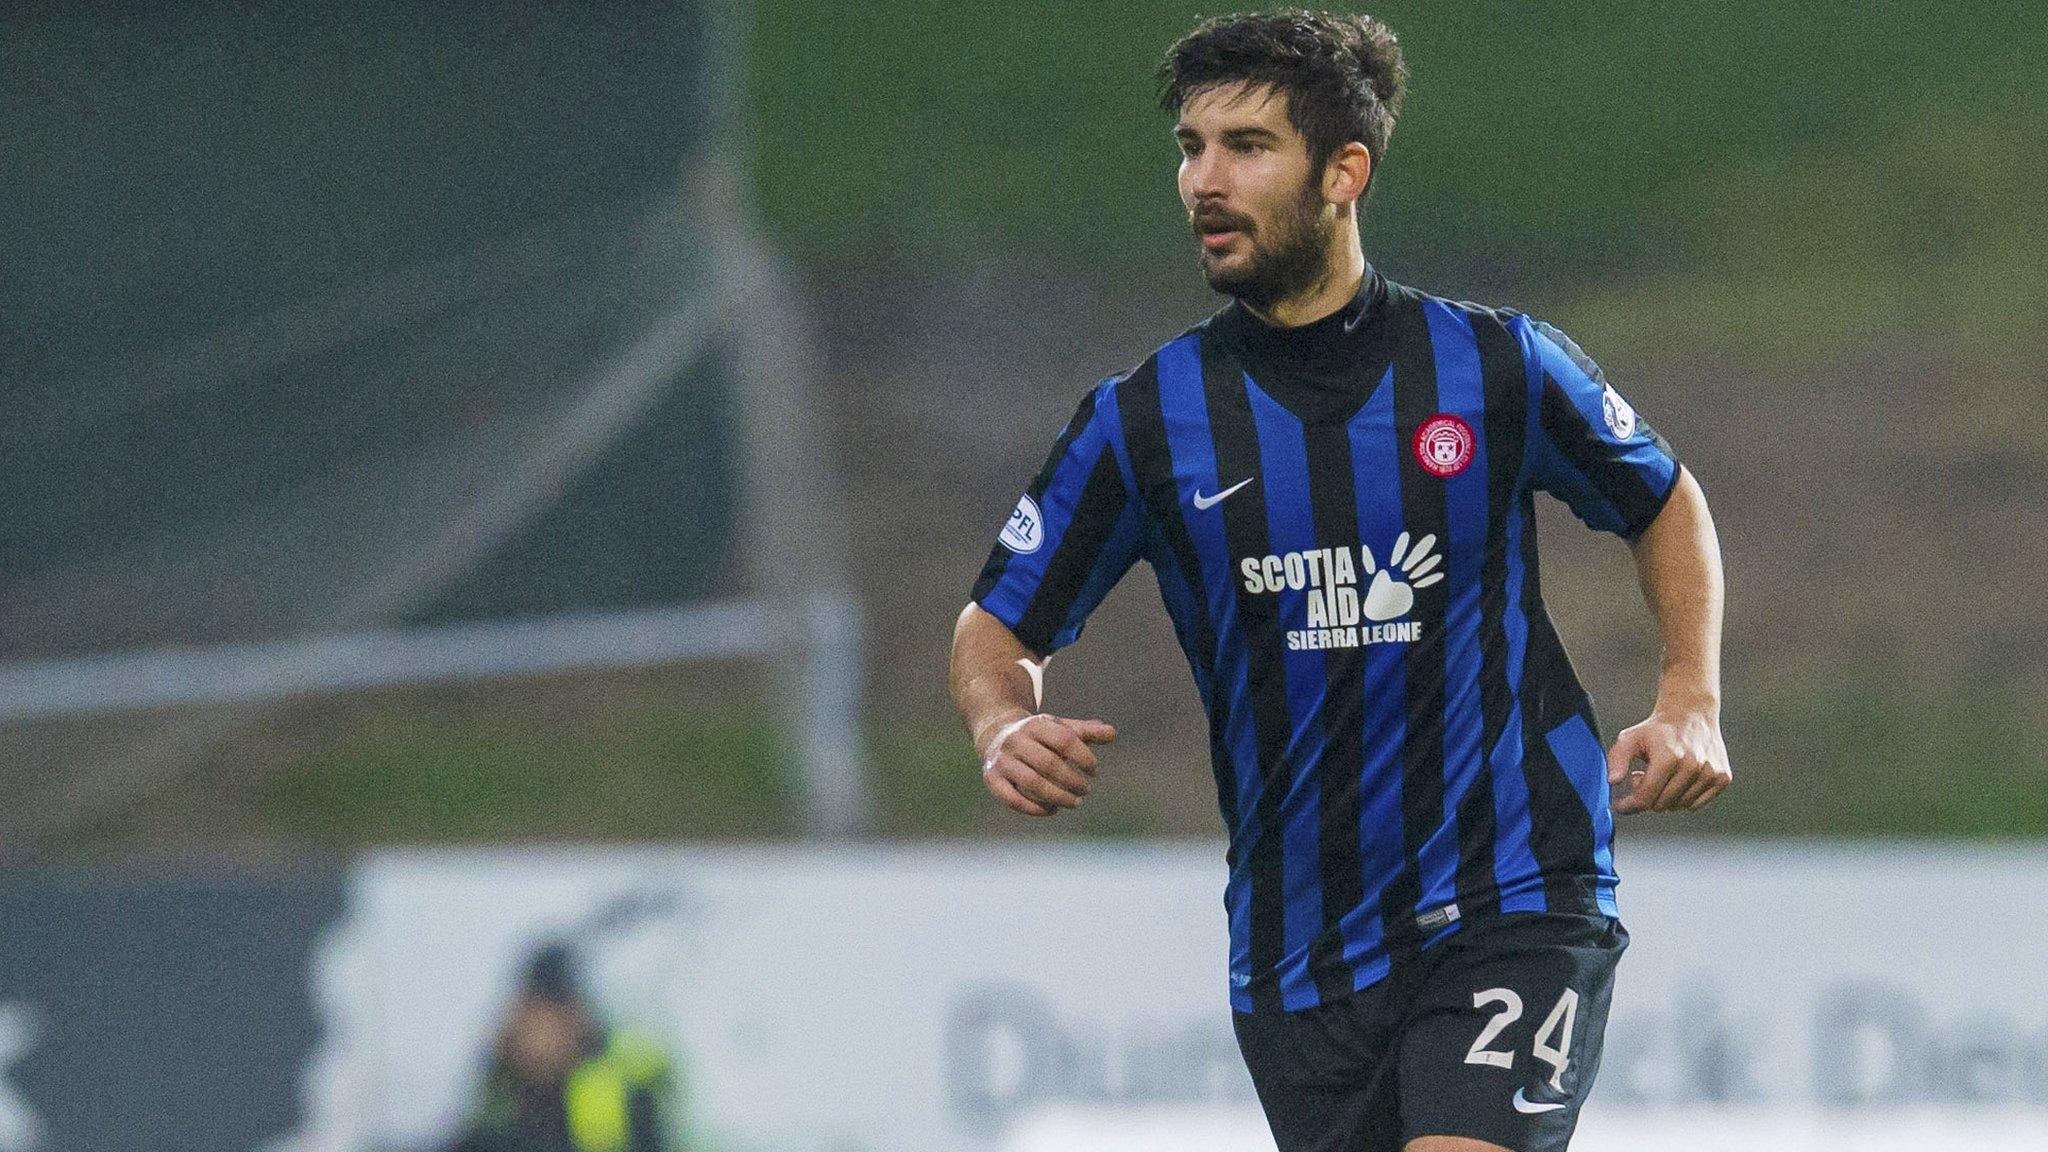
1607, 706, 1730, 814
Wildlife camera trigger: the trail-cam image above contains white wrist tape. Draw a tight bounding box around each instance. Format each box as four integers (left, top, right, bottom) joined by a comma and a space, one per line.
980, 713, 1045, 775
1017, 655, 1048, 709
980, 655, 1052, 774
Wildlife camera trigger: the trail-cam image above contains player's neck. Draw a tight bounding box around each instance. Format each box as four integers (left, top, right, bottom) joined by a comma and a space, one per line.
1241, 240, 1367, 329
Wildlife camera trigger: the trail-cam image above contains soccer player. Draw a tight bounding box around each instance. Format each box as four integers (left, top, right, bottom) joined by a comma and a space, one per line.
947, 11, 1729, 1152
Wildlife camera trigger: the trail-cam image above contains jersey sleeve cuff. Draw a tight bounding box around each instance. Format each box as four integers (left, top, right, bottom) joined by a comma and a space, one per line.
1618, 460, 1682, 542
972, 591, 1060, 659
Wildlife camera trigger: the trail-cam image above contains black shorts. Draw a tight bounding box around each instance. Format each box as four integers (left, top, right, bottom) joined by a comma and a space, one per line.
1231, 911, 1627, 1152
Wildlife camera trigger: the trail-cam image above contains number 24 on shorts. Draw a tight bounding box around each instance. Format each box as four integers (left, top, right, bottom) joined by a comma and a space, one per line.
1463, 986, 1580, 1091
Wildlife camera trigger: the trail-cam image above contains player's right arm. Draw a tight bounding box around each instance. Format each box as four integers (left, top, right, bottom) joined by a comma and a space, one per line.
950, 604, 1117, 817
952, 380, 1143, 817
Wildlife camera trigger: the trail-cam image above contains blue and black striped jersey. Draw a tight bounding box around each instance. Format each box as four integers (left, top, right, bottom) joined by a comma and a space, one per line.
970, 267, 1680, 1013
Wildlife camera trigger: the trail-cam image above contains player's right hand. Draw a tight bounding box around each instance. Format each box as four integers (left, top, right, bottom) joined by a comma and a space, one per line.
979, 712, 1117, 817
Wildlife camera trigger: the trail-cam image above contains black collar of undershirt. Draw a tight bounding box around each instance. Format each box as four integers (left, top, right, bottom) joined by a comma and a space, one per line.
1209, 263, 1399, 423
1214, 262, 1388, 363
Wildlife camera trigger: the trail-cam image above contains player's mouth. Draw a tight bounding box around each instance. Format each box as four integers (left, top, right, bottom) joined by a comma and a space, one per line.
1193, 207, 1253, 252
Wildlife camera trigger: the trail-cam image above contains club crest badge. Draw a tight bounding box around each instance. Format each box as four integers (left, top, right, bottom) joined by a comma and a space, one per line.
1413, 414, 1475, 478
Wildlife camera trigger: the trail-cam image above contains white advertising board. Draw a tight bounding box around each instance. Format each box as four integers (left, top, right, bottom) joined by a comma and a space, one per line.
288, 842, 2048, 1151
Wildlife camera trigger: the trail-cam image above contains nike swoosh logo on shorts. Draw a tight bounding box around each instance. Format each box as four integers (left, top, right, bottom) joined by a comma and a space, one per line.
1511, 1087, 1568, 1114
1192, 477, 1253, 510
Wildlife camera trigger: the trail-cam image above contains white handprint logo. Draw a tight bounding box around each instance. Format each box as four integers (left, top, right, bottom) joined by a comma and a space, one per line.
1361, 532, 1444, 621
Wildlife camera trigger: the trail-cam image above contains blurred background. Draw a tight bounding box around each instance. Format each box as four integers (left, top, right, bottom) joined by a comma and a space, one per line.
1, 2, 2043, 1150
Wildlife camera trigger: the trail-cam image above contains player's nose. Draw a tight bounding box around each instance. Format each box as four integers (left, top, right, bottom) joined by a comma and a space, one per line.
1188, 154, 1230, 200
1182, 146, 1229, 198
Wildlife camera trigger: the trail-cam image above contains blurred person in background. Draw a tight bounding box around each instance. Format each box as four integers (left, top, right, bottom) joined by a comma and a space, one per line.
950, 10, 1730, 1152
449, 942, 679, 1152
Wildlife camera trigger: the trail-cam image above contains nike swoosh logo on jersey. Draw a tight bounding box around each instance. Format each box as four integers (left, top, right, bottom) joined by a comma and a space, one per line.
1192, 477, 1254, 510
1511, 1087, 1568, 1114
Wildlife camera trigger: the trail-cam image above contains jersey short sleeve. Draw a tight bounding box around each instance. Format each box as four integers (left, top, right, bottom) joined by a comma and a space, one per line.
1519, 317, 1681, 540
969, 381, 1145, 658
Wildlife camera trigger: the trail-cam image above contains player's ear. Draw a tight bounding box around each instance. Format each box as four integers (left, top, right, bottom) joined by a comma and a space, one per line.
1324, 141, 1372, 208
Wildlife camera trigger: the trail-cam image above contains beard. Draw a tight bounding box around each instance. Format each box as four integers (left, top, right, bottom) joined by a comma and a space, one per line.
1194, 178, 1337, 311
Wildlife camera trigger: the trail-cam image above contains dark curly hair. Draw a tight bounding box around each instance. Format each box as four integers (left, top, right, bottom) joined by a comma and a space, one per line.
1158, 10, 1408, 189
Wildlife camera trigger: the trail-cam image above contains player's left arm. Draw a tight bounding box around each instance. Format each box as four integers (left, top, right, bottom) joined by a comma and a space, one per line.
1514, 314, 1730, 814
1608, 465, 1731, 813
